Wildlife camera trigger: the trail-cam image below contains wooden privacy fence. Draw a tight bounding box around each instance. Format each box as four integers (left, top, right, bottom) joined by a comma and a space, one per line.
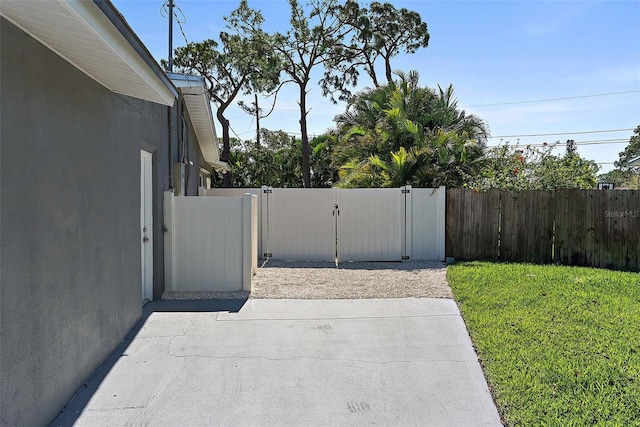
446, 189, 640, 271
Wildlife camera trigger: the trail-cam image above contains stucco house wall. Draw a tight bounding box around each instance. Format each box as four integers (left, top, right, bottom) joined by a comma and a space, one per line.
0, 17, 168, 426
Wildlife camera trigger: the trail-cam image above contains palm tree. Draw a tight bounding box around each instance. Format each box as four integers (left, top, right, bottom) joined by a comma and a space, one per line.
333, 70, 488, 187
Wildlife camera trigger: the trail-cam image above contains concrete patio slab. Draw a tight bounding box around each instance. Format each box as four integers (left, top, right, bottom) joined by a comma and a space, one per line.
52, 298, 502, 427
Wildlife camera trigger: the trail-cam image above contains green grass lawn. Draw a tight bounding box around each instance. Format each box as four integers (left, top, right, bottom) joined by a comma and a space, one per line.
447, 262, 640, 427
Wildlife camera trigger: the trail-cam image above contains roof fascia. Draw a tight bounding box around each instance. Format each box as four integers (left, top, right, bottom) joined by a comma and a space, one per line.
91, 0, 178, 101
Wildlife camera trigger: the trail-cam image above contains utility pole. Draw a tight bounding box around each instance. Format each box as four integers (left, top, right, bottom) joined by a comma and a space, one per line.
168, 0, 174, 72
239, 95, 263, 148
255, 94, 261, 147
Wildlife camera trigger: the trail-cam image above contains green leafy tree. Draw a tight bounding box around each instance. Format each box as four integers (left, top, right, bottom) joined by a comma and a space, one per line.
272, 0, 354, 187
171, 1, 281, 186
468, 143, 599, 191
595, 125, 640, 189
309, 134, 340, 187
337, 1, 430, 87
337, 128, 483, 188
333, 71, 487, 187
222, 136, 302, 188
218, 130, 335, 188
615, 125, 640, 168
597, 169, 638, 189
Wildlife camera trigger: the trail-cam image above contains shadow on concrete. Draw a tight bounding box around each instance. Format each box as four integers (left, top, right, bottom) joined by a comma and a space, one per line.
144, 298, 247, 315
50, 298, 248, 427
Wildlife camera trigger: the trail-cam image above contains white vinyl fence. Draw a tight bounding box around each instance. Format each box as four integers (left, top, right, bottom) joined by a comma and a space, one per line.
337, 188, 404, 261
164, 191, 257, 292
200, 186, 445, 263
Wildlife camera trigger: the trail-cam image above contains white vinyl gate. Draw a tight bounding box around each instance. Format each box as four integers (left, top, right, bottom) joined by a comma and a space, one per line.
267, 188, 336, 261
201, 186, 445, 263
336, 189, 405, 261
164, 192, 258, 292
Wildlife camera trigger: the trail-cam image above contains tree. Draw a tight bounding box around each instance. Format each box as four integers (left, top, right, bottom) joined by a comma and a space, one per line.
597, 168, 638, 189
333, 71, 487, 188
309, 134, 340, 187
337, 1, 430, 87
596, 125, 640, 189
468, 143, 599, 191
171, 1, 281, 186
615, 125, 640, 168
272, 0, 354, 187
336, 128, 483, 188
216, 129, 336, 188
334, 71, 487, 148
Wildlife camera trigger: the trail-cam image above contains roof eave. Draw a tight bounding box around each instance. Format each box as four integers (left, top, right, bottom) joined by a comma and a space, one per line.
0, 0, 177, 106
168, 73, 224, 167
91, 0, 178, 101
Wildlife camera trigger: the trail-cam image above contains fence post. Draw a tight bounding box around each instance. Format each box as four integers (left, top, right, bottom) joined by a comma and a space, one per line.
261, 185, 272, 258
251, 195, 258, 274
163, 191, 175, 291
401, 185, 412, 261
437, 186, 446, 261
242, 193, 254, 291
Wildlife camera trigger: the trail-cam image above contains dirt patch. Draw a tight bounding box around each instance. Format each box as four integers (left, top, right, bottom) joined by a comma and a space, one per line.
250, 259, 453, 299
163, 259, 453, 300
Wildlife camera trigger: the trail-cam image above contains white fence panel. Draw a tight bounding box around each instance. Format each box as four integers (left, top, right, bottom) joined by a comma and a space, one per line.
194, 186, 445, 263
267, 188, 335, 261
337, 188, 403, 262
164, 192, 257, 292
199, 187, 265, 256
411, 187, 446, 261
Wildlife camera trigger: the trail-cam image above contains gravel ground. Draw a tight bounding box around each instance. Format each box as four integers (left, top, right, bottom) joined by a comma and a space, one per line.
163, 259, 453, 300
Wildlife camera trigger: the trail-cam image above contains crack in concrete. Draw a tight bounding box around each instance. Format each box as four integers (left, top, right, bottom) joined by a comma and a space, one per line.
136, 319, 195, 340
164, 352, 474, 365
216, 314, 460, 322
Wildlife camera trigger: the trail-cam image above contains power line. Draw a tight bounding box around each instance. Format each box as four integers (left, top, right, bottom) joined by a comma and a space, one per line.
564, 138, 624, 145
488, 128, 635, 139
231, 128, 633, 140
487, 138, 628, 148
574, 139, 628, 146
464, 90, 640, 108
161, 0, 189, 47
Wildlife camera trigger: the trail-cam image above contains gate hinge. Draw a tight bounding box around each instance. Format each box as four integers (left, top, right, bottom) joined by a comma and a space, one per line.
401, 189, 410, 194
263, 252, 272, 258
402, 256, 410, 260
263, 189, 273, 194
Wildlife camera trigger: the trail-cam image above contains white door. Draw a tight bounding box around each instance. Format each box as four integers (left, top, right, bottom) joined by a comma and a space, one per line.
140, 151, 153, 302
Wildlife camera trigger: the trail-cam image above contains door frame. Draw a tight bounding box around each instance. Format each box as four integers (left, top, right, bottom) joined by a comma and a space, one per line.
140, 150, 153, 302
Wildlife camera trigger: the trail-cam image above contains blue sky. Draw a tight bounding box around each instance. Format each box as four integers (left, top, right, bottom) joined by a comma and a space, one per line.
112, 0, 640, 173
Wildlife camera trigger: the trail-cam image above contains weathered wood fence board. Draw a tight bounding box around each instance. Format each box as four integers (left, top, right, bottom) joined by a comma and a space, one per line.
446, 188, 499, 261
500, 191, 555, 263
447, 189, 639, 272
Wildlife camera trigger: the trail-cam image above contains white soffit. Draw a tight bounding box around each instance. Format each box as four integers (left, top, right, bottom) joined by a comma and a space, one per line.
169, 73, 228, 170
629, 156, 640, 167
0, 0, 177, 106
